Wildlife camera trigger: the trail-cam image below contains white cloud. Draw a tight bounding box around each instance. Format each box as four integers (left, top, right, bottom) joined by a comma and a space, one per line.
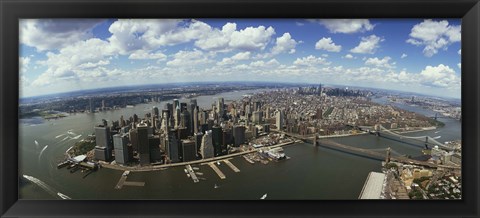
365, 56, 395, 68
20, 19, 104, 51
218, 51, 251, 65
343, 54, 355, 59
32, 38, 115, 87
406, 19, 461, 57
350, 35, 383, 54
128, 50, 167, 60
19, 57, 31, 73
401, 53, 407, 58
166, 49, 212, 67
458, 49, 461, 55
313, 19, 374, 34
293, 55, 330, 66
250, 59, 280, 68
271, 33, 298, 55
315, 37, 341, 52
458, 63, 461, 69
419, 64, 459, 88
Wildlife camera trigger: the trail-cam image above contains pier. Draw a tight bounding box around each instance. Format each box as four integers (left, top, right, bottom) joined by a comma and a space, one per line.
223, 159, 240, 172
207, 162, 226, 179
115, 171, 145, 189
186, 165, 200, 183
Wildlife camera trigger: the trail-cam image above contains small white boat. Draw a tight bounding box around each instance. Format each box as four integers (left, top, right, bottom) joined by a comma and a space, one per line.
216, 161, 220, 165
184, 169, 188, 173
57, 192, 71, 200
260, 193, 267, 199
214, 184, 219, 189
433, 136, 441, 139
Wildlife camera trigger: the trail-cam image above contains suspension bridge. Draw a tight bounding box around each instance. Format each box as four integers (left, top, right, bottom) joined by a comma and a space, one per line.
375, 125, 454, 151
278, 130, 459, 169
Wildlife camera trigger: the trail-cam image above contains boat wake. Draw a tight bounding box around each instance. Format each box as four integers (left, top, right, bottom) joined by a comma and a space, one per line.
34, 140, 40, 150
22, 175, 58, 198
433, 136, 441, 139
55, 134, 66, 139
38, 145, 48, 162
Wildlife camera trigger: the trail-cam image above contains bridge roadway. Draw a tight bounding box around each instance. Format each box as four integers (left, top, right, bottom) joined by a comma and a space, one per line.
281, 131, 459, 170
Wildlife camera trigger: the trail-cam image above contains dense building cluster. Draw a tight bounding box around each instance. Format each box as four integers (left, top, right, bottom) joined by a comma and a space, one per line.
92, 96, 272, 165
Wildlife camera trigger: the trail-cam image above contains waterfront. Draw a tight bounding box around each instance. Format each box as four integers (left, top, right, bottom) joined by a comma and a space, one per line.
19, 90, 461, 200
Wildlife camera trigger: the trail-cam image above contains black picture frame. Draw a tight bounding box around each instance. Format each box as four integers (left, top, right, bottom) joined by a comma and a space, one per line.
1, 0, 479, 217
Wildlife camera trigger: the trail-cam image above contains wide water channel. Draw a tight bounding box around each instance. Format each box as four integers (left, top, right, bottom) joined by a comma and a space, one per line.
19, 91, 461, 200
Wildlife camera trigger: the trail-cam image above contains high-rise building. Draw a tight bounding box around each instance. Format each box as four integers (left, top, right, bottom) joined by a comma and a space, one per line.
193, 107, 199, 134
166, 129, 180, 163
252, 126, 259, 138
113, 133, 130, 164
254, 101, 261, 112
148, 135, 162, 162
137, 122, 150, 165
194, 132, 203, 155
200, 130, 214, 159
181, 140, 197, 162
161, 109, 170, 133
263, 124, 270, 133
180, 111, 190, 134
216, 97, 224, 118
233, 125, 246, 147
95, 124, 112, 160
211, 126, 223, 156
265, 107, 270, 119
276, 110, 284, 130
252, 111, 263, 124
175, 105, 181, 128
222, 128, 233, 154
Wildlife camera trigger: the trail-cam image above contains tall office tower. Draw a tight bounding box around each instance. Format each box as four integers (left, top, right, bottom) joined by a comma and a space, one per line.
252, 126, 259, 138
216, 97, 224, 117
252, 111, 263, 124
95, 123, 112, 155
129, 128, 138, 151
222, 128, 233, 153
316, 108, 323, 120
194, 132, 203, 155
207, 119, 214, 131
180, 110, 190, 131
166, 103, 173, 120
166, 129, 179, 163
263, 124, 270, 133
318, 84, 323, 95
148, 135, 162, 162
161, 109, 170, 133
199, 110, 208, 125
276, 110, 284, 130
180, 102, 187, 112
193, 107, 199, 134
181, 140, 197, 162
265, 107, 270, 119
200, 130, 214, 159
254, 101, 261, 112
113, 133, 130, 164
137, 122, 150, 165
133, 114, 139, 124
211, 126, 223, 157
89, 98, 93, 113
120, 115, 125, 127
175, 105, 181, 128
173, 99, 180, 110
188, 100, 197, 135
232, 125, 246, 147
101, 100, 106, 111
152, 106, 159, 129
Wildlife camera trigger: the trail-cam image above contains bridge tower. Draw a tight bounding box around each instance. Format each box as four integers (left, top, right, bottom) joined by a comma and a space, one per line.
385, 147, 391, 163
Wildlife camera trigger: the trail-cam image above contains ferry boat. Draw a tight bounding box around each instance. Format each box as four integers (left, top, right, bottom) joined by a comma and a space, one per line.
260, 193, 267, 199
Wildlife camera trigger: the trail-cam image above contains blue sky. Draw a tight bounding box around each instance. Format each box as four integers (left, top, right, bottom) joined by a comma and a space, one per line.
19, 19, 461, 98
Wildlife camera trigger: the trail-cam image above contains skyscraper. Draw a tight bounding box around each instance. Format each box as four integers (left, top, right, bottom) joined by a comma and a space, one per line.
166, 129, 180, 163
276, 110, 284, 130
200, 130, 214, 159
212, 126, 223, 156
113, 133, 129, 164
89, 98, 93, 113
252, 111, 263, 124
233, 125, 246, 147
181, 140, 197, 162
137, 122, 150, 165
216, 97, 224, 118
193, 106, 199, 134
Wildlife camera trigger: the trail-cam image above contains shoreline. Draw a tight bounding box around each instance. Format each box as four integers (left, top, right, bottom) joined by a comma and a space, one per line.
99, 139, 301, 172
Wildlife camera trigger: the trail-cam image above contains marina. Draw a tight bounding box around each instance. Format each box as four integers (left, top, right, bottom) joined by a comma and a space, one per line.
206, 162, 226, 179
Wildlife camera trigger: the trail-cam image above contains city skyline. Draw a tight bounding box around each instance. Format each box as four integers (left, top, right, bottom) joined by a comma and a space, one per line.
20, 19, 461, 98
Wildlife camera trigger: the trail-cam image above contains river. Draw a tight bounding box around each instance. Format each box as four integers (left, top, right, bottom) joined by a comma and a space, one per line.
19, 91, 461, 200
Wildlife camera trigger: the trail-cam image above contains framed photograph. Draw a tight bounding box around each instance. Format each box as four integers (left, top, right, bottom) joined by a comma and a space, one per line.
1, 0, 479, 217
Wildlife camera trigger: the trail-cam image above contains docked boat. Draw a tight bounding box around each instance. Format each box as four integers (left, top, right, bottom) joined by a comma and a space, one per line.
260, 193, 267, 199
